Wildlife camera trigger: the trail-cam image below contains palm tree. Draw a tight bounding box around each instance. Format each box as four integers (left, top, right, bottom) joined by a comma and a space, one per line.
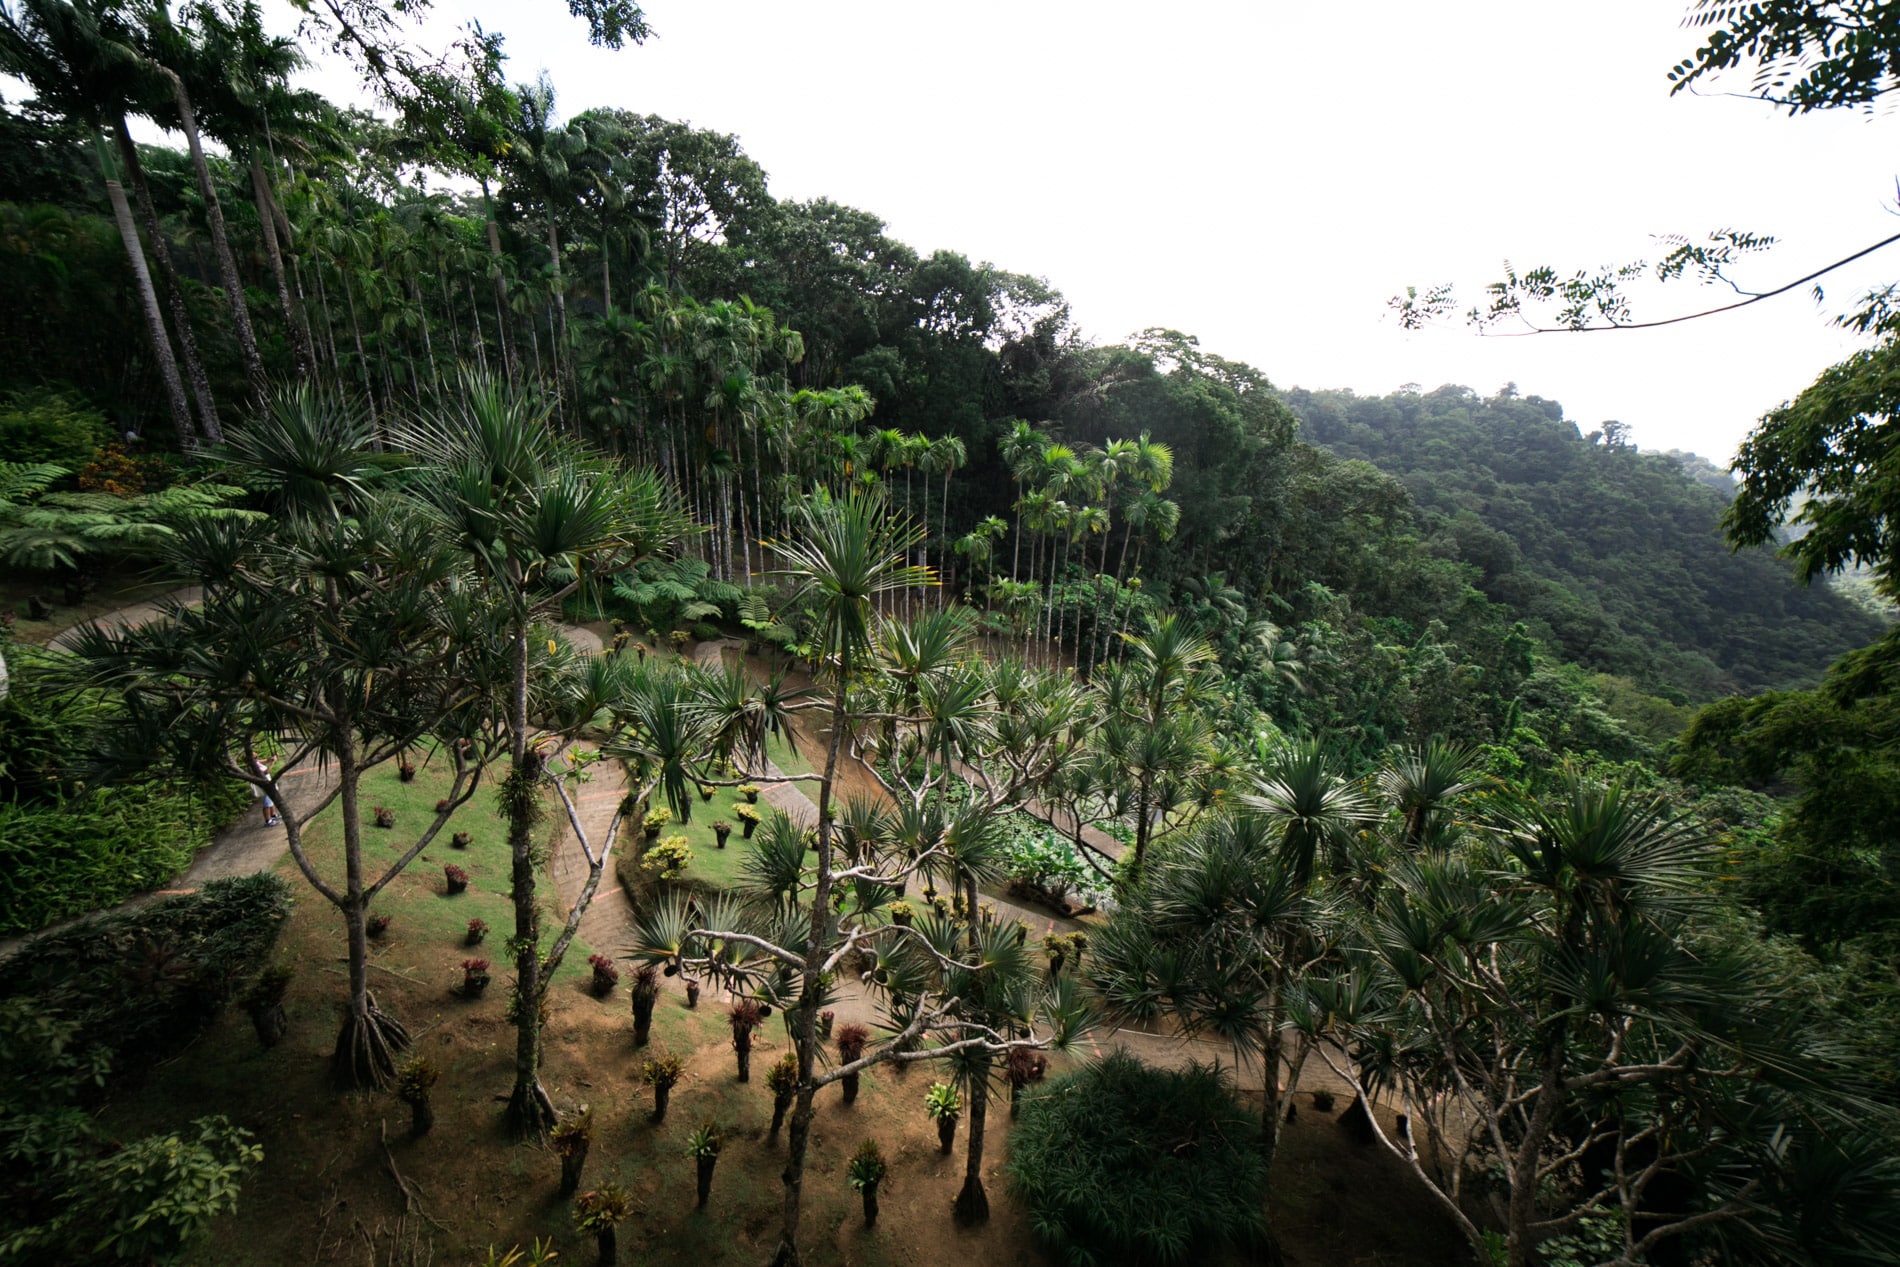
504, 72, 591, 383
928, 434, 966, 605
137, 3, 267, 396
0, 0, 196, 443
1117, 616, 1218, 876
997, 420, 1044, 584
1377, 740, 1485, 849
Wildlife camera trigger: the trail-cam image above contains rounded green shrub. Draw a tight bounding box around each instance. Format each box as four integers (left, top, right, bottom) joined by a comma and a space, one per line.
1006, 1051, 1268, 1266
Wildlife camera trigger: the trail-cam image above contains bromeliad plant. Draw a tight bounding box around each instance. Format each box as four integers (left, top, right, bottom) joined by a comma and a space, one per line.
642, 1053, 684, 1122
588, 954, 619, 997
573, 1183, 633, 1266
629, 964, 660, 1045
845, 1140, 887, 1229
396, 1056, 439, 1137
766, 1053, 798, 1143
925, 1082, 962, 1154
687, 1123, 721, 1209
551, 1109, 594, 1195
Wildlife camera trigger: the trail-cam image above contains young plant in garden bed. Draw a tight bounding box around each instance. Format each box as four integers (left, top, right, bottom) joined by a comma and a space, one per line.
551, 1108, 593, 1195
642, 1053, 684, 1122
242, 963, 293, 1049
466, 917, 489, 946
845, 1140, 887, 1229
925, 1081, 961, 1153
629, 964, 659, 1044
396, 1056, 439, 1136
766, 1053, 797, 1143
461, 959, 491, 996
573, 1183, 632, 1266
687, 1123, 721, 1208
588, 954, 619, 997
443, 863, 470, 894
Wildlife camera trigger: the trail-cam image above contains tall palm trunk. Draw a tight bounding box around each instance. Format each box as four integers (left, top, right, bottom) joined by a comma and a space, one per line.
157, 66, 265, 395
250, 151, 315, 379
102, 170, 193, 446
955, 868, 992, 1224
111, 117, 219, 442
483, 195, 515, 379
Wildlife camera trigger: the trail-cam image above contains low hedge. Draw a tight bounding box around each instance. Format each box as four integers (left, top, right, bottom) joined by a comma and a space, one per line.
2, 872, 291, 1069
0, 776, 251, 935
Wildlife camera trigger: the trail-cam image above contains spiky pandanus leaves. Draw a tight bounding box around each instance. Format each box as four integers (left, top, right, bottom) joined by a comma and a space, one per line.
1242, 737, 1377, 885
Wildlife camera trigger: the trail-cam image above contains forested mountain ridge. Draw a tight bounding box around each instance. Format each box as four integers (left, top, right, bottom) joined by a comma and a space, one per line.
1286, 383, 1887, 701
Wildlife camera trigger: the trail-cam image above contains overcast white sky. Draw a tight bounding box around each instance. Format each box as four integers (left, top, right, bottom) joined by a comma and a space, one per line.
291, 1, 1900, 461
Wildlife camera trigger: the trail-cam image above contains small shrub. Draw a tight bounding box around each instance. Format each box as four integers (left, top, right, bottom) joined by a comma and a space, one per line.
846, 1139, 887, 1227
551, 1109, 594, 1195
642, 806, 673, 837
737, 784, 761, 803
465, 917, 489, 946
451, 830, 471, 849
588, 953, 620, 997
643, 1052, 685, 1120
366, 913, 391, 938
697, 782, 716, 802
1007, 1052, 1268, 1266
711, 819, 732, 847
766, 1052, 798, 1141
461, 959, 491, 995
641, 835, 693, 881
373, 806, 395, 829
573, 1183, 632, 1263
0, 388, 108, 468
734, 803, 762, 822
396, 1056, 439, 1136
835, 1022, 871, 1104
925, 1081, 962, 1152
444, 863, 470, 893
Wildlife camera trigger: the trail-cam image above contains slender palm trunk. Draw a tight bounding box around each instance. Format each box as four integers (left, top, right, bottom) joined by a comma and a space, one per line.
161, 69, 265, 395
103, 172, 194, 446
250, 152, 315, 379
111, 119, 219, 442
485, 211, 515, 379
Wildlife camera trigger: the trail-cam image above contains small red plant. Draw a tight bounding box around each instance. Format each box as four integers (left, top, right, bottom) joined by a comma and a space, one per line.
367, 913, 391, 938
461, 958, 491, 995
444, 863, 470, 894
373, 805, 395, 829
465, 917, 488, 946
588, 953, 620, 997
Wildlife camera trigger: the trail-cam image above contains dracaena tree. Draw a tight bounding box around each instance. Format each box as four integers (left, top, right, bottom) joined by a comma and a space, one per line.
398, 372, 691, 1137
1288, 770, 1883, 1267
67, 488, 508, 1088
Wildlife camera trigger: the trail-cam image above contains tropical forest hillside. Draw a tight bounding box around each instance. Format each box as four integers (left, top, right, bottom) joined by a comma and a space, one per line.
1288, 383, 1887, 701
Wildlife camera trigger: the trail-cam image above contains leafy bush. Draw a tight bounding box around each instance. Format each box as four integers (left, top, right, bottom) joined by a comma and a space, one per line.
0, 388, 108, 469
0, 1000, 261, 1264
0, 775, 250, 934
996, 824, 1092, 906
0, 873, 292, 1066
1007, 1051, 1268, 1267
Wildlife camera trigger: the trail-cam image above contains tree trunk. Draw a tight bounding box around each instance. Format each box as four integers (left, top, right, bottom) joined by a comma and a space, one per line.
485, 211, 514, 379
505, 616, 556, 1139
160, 68, 265, 396
250, 152, 314, 380
102, 174, 193, 447
596, 1227, 617, 1266
332, 751, 409, 1087
953, 1056, 991, 1224
770, 643, 853, 1267
937, 1115, 958, 1155
840, 1071, 860, 1105
734, 1034, 751, 1082
112, 119, 219, 442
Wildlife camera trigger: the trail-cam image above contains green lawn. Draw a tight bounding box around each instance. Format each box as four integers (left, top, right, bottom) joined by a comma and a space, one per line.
635, 781, 768, 892
289, 747, 593, 982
